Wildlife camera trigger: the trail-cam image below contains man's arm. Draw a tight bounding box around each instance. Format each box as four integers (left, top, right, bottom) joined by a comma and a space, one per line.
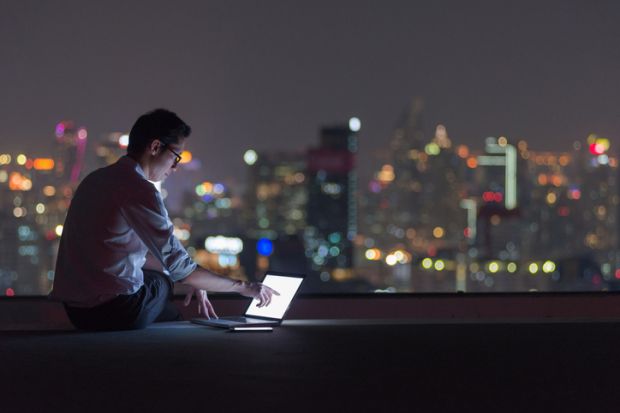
180, 266, 278, 306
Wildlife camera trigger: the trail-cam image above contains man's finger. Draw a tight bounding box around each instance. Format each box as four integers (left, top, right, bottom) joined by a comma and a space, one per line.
207, 300, 218, 319
183, 291, 192, 306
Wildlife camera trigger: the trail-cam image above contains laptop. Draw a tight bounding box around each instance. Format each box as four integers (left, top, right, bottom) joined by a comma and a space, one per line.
190, 271, 305, 328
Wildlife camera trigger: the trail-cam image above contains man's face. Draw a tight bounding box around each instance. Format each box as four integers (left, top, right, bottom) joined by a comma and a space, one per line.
149, 138, 185, 182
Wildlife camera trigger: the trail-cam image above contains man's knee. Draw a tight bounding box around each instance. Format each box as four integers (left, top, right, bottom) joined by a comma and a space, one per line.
143, 270, 173, 299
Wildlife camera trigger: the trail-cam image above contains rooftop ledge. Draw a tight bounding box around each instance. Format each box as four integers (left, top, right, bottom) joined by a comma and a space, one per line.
2, 291, 620, 331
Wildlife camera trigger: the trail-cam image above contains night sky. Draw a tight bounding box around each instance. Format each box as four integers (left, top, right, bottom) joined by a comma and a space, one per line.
2, 0, 619, 184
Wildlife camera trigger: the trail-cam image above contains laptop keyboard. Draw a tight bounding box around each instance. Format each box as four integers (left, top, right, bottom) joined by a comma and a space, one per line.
227, 317, 249, 323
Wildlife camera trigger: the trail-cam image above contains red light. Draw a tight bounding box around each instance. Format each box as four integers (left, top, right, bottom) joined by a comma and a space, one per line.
615, 269, 620, 280
590, 143, 605, 155
427, 246, 437, 257
568, 189, 581, 200
464, 228, 471, 238
5, 288, 15, 297
558, 207, 570, 216
483, 192, 503, 203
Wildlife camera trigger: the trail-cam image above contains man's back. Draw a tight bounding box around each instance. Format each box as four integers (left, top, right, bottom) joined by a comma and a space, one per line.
51, 156, 164, 307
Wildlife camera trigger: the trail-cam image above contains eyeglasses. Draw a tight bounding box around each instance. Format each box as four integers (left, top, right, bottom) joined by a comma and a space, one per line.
164, 145, 182, 168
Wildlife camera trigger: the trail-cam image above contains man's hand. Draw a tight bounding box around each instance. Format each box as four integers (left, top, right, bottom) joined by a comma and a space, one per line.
184, 288, 218, 319
239, 282, 280, 307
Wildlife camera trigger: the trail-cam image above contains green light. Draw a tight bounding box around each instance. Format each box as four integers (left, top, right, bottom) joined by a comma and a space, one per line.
542, 260, 556, 273
195, 184, 206, 196
421, 258, 433, 269
488, 261, 500, 273
328, 232, 341, 244
424, 143, 440, 156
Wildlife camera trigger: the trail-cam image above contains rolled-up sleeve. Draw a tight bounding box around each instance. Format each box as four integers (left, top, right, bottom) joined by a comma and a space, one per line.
121, 185, 197, 282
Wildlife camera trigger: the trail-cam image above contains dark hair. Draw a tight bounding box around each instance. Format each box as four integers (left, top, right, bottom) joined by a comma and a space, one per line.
127, 108, 191, 154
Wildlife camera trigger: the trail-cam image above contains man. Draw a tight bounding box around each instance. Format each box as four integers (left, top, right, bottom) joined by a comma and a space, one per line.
50, 108, 277, 330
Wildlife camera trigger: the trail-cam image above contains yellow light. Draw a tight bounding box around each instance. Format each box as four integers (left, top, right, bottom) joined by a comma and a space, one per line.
393, 250, 405, 262
488, 261, 500, 273
434, 260, 445, 271
546, 192, 557, 204
16, 154, 27, 165
528, 263, 539, 274
421, 258, 433, 269
33, 158, 55, 170
507, 262, 517, 273
55, 225, 64, 237
587, 134, 597, 145
365, 248, 381, 261
596, 138, 610, 151
0, 154, 11, 165
432, 227, 445, 238
498, 136, 508, 146
118, 134, 129, 148
542, 260, 556, 273
43, 186, 56, 196
180, 150, 192, 164
378, 165, 395, 183
385, 254, 398, 266
36, 203, 45, 214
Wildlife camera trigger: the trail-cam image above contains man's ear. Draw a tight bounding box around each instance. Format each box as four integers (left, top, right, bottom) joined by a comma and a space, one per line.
149, 139, 162, 156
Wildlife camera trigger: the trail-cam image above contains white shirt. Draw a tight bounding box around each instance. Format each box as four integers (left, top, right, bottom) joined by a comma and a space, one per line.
50, 156, 197, 307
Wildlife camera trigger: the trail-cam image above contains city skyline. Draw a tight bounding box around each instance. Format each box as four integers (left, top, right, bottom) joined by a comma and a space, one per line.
1, 115, 617, 295
2, 1, 619, 183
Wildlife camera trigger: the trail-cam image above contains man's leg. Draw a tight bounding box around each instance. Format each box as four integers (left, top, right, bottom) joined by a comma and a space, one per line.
142, 269, 183, 324
65, 270, 180, 330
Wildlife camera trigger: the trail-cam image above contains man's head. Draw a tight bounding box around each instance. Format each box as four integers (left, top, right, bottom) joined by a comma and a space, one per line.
128, 109, 191, 181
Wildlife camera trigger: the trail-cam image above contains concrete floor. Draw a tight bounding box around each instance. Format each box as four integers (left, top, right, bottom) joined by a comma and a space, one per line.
1, 319, 619, 412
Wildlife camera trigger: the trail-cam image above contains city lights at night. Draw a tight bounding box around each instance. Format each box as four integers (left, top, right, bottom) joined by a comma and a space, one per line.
1, 1, 619, 296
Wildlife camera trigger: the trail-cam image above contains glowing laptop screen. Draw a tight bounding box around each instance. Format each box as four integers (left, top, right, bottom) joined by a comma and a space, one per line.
244, 274, 304, 320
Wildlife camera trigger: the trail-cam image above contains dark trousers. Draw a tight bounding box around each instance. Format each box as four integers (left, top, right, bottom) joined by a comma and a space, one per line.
64, 270, 183, 331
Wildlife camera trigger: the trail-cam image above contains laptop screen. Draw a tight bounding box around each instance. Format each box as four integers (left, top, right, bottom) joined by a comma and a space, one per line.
244, 273, 304, 320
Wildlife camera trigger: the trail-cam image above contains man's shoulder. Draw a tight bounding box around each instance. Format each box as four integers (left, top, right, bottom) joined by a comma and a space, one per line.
76, 158, 154, 200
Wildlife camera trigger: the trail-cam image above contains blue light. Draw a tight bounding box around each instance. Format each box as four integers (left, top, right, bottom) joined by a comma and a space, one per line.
257, 238, 273, 256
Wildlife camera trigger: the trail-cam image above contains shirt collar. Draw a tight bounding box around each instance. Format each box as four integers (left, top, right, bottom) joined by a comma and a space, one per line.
119, 155, 148, 180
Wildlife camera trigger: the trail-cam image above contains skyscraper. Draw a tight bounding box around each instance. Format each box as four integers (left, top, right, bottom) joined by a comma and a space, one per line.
305, 123, 358, 286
